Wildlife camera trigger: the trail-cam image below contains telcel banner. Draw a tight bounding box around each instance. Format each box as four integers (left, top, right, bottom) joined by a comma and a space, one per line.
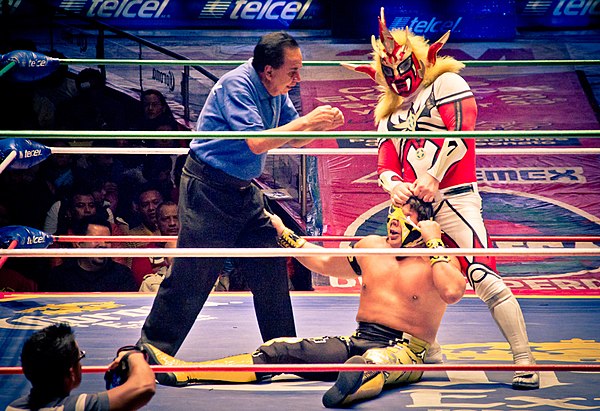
4, 0, 597, 37
38, 0, 329, 29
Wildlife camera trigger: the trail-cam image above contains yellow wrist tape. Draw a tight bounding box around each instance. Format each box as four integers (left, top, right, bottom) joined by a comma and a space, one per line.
425, 238, 445, 249
277, 228, 307, 249
426, 238, 450, 265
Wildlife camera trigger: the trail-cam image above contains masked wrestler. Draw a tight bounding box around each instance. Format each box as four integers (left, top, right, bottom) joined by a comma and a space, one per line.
141, 196, 466, 408
344, 7, 538, 389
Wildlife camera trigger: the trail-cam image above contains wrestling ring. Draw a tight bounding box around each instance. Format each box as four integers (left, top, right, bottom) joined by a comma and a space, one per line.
1, 56, 600, 410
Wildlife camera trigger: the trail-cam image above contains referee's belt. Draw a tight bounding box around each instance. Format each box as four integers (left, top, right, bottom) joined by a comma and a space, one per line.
187, 151, 252, 191
439, 183, 475, 198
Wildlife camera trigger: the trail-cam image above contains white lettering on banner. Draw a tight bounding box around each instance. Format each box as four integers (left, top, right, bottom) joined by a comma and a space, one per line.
504, 276, 600, 291
26, 235, 45, 245
1, 316, 56, 329
508, 396, 600, 408
554, 0, 600, 16
582, 278, 600, 288
21, 149, 42, 158
25, 59, 48, 68
332, 274, 600, 294
522, 0, 553, 14
406, 388, 600, 409
408, 17, 462, 34
352, 168, 587, 185
487, 241, 599, 250
230, 0, 312, 20
337, 87, 376, 95
497, 93, 567, 105
87, 0, 171, 18
473, 85, 555, 95
408, 388, 505, 408
477, 137, 576, 146
476, 167, 586, 183
0, 301, 238, 330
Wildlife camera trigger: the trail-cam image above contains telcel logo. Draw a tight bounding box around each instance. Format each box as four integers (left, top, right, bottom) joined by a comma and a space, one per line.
230, 0, 313, 20
406, 16, 462, 34
87, 0, 170, 18
553, 0, 600, 15
26, 235, 46, 245
21, 149, 42, 158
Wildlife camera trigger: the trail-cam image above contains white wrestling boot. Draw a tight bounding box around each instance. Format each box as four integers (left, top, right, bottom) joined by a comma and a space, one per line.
486, 289, 539, 390
424, 340, 444, 364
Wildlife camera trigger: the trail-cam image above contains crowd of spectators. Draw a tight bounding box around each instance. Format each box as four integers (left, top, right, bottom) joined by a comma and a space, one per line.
0, 152, 184, 292
0, 44, 191, 292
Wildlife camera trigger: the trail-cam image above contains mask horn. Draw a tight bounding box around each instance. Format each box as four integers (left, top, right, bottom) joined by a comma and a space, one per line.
378, 7, 400, 57
341, 62, 377, 81
427, 30, 451, 66
404, 27, 413, 54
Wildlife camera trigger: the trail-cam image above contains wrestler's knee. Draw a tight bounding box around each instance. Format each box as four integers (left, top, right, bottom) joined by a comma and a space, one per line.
363, 346, 423, 384
255, 337, 306, 362
469, 262, 508, 302
484, 287, 514, 311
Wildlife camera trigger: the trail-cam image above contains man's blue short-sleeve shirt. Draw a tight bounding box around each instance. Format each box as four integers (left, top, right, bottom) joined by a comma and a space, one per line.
191, 59, 299, 180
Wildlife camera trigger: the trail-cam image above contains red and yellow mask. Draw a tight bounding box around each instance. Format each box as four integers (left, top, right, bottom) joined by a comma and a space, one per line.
376, 10, 425, 97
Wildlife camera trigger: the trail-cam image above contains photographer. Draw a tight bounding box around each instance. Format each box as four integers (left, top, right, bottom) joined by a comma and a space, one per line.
7, 323, 155, 411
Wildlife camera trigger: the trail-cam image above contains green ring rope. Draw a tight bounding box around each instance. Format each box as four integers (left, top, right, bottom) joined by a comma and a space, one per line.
60, 59, 600, 67
1, 130, 598, 140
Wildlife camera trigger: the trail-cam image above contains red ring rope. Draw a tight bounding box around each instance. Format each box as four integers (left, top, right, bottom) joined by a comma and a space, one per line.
53, 235, 600, 243
0, 239, 18, 270
0, 363, 598, 375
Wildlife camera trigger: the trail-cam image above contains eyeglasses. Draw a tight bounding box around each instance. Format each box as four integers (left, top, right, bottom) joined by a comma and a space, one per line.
77, 350, 86, 362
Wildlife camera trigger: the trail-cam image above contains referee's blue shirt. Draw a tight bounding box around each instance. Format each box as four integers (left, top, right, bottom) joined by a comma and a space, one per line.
191, 59, 299, 181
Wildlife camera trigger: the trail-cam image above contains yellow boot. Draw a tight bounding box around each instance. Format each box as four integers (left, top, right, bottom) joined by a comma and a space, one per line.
322, 356, 385, 408
142, 343, 257, 386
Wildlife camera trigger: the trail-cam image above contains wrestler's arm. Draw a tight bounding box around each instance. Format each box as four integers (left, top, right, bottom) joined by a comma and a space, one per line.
268, 211, 358, 279
425, 96, 476, 181
247, 105, 345, 153
377, 139, 414, 206
418, 220, 466, 304
438, 96, 477, 132
293, 239, 360, 279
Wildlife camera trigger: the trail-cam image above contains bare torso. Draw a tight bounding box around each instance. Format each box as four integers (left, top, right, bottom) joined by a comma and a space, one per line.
354, 235, 448, 344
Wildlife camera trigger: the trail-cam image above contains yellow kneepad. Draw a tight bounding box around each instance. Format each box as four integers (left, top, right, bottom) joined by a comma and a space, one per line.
363, 345, 423, 385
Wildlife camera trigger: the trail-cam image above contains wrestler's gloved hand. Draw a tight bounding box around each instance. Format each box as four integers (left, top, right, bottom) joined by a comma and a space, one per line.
0, 50, 60, 82
0, 226, 53, 249
0, 139, 51, 170
104, 345, 148, 389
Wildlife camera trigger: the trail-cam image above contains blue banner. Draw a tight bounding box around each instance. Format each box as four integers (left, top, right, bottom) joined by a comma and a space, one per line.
333, 0, 517, 41
41, 0, 329, 29
516, 0, 600, 29
6, 0, 597, 36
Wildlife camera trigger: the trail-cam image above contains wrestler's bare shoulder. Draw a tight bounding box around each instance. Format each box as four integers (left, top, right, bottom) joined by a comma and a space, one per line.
356, 235, 389, 248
